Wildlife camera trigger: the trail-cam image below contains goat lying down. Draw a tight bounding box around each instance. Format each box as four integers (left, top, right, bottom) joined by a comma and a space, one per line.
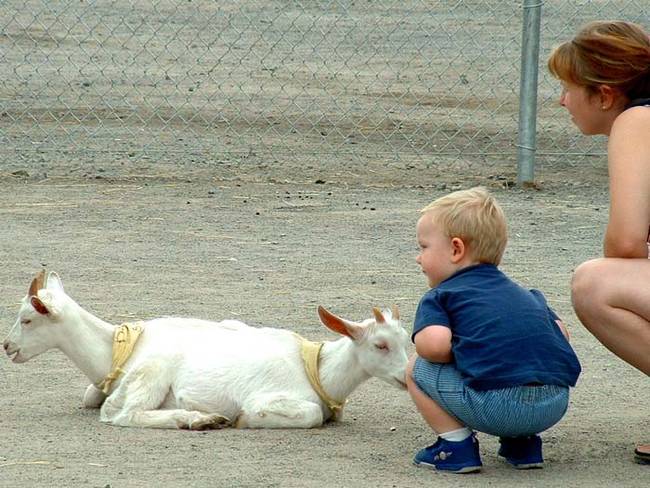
3, 271, 409, 430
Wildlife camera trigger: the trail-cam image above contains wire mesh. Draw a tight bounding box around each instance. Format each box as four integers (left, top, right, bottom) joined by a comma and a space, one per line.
0, 1, 646, 180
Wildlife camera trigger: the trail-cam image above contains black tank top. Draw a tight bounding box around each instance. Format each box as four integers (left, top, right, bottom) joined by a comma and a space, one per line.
627, 98, 650, 108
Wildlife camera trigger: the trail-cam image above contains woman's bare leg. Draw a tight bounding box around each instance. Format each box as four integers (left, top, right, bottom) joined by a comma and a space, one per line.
572, 257, 650, 375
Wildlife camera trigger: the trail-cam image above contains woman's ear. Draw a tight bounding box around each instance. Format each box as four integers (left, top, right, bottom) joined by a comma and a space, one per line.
450, 237, 466, 263
598, 84, 617, 110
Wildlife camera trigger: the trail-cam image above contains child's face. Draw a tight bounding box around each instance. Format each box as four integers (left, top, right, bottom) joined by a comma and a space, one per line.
415, 213, 459, 288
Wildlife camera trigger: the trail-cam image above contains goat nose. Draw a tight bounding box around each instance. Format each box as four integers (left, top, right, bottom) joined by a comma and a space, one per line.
2, 341, 8, 351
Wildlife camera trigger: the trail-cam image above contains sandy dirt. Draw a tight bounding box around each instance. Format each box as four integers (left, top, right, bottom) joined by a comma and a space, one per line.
0, 168, 648, 488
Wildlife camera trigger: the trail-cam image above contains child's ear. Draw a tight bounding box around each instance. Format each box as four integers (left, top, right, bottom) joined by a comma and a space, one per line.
450, 237, 466, 263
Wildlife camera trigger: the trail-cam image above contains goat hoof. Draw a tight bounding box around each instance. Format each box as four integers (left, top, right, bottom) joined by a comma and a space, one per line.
191, 414, 231, 430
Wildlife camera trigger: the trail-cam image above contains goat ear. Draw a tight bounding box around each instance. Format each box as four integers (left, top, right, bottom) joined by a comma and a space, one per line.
318, 306, 364, 341
46, 272, 64, 291
28, 269, 46, 297
372, 307, 385, 324
31, 296, 50, 315
391, 304, 400, 321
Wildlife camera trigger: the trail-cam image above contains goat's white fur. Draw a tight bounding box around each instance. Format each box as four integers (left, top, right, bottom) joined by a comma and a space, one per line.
3, 271, 409, 430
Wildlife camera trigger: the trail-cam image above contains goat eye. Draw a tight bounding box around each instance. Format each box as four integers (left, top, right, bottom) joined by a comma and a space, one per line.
21, 319, 32, 325
375, 343, 388, 351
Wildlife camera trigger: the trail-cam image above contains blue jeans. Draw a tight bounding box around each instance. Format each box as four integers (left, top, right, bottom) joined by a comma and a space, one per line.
412, 358, 570, 437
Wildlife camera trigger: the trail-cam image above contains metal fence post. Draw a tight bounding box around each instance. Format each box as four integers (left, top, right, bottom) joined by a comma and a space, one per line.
517, 0, 543, 185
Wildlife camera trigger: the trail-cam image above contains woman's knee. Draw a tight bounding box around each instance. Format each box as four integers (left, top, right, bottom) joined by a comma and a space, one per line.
571, 258, 607, 312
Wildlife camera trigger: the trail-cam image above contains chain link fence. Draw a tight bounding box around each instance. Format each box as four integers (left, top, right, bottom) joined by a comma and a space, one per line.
0, 1, 646, 182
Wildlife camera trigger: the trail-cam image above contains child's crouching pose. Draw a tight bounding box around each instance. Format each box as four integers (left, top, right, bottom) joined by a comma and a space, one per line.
407, 187, 581, 473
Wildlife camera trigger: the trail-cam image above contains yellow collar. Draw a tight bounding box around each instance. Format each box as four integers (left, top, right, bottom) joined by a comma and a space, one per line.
97, 321, 144, 394
296, 334, 346, 420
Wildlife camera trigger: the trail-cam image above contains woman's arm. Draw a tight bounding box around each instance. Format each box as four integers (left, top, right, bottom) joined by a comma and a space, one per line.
605, 107, 650, 258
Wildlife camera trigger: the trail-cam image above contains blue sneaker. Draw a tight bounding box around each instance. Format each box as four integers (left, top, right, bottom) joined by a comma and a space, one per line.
498, 435, 544, 469
413, 434, 482, 473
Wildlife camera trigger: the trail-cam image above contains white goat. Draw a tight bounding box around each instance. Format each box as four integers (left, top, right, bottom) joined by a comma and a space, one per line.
3, 271, 409, 429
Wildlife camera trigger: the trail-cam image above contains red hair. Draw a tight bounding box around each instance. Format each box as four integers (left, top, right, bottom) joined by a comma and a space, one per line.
548, 21, 650, 100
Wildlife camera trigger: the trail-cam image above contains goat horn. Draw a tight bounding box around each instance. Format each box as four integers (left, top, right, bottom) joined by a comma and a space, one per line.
28, 269, 46, 297
372, 307, 385, 324
391, 304, 400, 320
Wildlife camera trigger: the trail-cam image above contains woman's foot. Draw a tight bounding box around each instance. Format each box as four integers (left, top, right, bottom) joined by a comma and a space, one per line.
634, 444, 650, 465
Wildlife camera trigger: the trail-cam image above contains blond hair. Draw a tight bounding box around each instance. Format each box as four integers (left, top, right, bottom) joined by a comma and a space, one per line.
547, 20, 650, 100
420, 187, 507, 265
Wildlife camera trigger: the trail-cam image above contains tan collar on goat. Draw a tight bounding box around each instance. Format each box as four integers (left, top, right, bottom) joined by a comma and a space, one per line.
296, 334, 345, 420
97, 321, 145, 394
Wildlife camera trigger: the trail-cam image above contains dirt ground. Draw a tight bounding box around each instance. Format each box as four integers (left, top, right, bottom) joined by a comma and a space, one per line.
0, 165, 648, 488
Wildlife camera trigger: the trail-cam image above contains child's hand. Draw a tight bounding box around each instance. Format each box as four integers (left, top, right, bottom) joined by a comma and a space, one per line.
555, 319, 570, 341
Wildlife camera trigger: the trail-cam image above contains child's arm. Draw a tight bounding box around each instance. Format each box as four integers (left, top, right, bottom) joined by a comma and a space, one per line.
413, 325, 453, 363
556, 319, 570, 341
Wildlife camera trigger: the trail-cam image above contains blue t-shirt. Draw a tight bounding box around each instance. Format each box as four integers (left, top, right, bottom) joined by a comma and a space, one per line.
413, 264, 581, 390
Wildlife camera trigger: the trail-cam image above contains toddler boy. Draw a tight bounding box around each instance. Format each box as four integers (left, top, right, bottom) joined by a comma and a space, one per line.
407, 187, 581, 473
